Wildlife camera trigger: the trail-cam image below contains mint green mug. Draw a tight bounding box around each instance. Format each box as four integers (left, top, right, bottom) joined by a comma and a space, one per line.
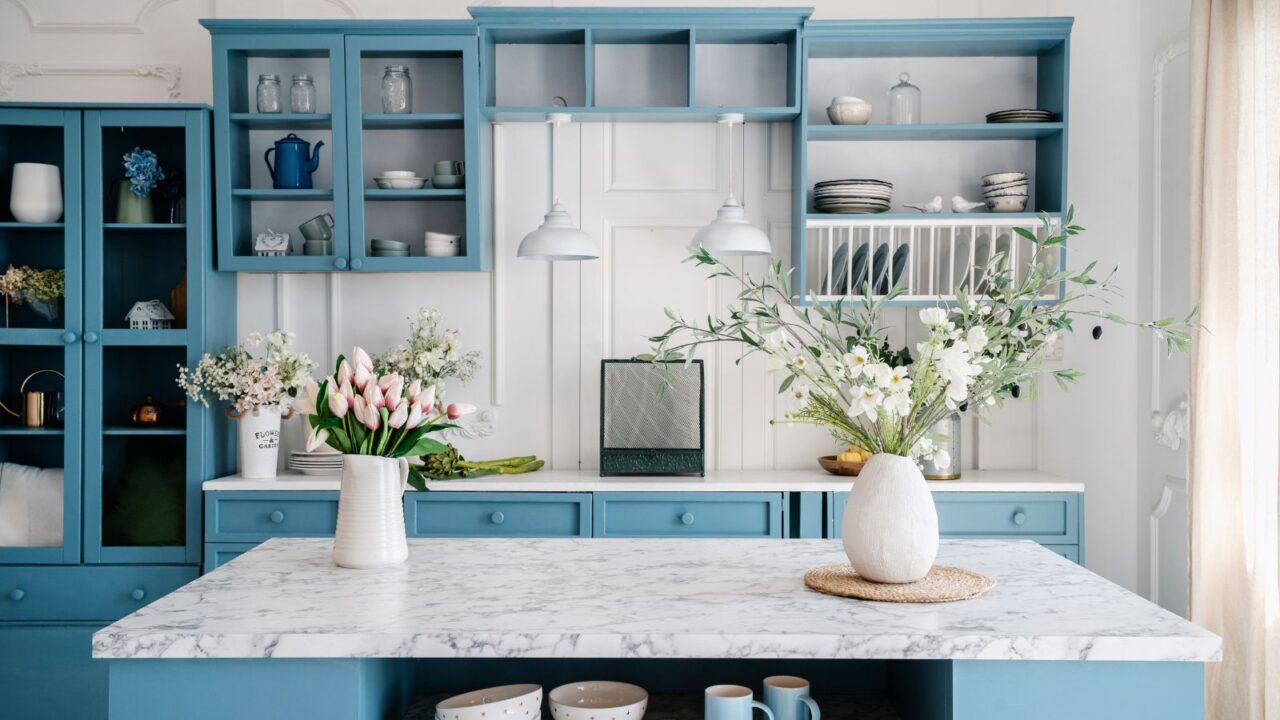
433, 160, 464, 176
762, 677, 820, 720
706, 685, 775, 720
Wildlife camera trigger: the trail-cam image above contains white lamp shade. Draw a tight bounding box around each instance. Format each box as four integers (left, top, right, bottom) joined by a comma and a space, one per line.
694, 204, 772, 256
517, 203, 599, 261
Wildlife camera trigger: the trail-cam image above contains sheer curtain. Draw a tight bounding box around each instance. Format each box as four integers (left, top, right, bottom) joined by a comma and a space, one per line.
1188, 0, 1280, 718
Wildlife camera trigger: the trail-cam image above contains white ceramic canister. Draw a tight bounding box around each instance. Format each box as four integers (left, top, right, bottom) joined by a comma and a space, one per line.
10, 163, 63, 223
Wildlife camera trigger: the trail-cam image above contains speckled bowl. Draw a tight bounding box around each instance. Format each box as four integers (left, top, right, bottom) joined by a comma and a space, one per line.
436, 685, 542, 720
550, 682, 648, 720
826, 96, 873, 125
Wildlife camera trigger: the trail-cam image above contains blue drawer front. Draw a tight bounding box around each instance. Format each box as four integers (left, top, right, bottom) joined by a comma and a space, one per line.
406, 492, 591, 537
594, 492, 783, 538
206, 491, 339, 542
0, 565, 197, 622
203, 542, 262, 572
0, 624, 108, 720
829, 491, 1081, 545
1044, 544, 1080, 563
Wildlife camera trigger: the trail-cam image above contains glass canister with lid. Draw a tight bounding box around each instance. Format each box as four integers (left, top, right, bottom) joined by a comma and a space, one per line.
888, 72, 921, 125
381, 65, 413, 114
291, 73, 317, 113
256, 74, 282, 113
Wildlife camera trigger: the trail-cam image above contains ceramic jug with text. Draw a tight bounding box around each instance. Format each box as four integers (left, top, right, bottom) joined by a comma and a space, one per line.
264, 133, 324, 189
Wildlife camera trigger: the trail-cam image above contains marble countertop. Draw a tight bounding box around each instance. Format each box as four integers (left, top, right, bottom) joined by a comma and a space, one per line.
202, 468, 1085, 493
94, 538, 1217, 662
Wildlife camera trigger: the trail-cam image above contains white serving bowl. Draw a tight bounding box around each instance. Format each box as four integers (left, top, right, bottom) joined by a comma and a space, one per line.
375, 177, 428, 190
985, 195, 1029, 213
827, 96, 873, 125
982, 171, 1027, 186
550, 682, 648, 720
381, 170, 418, 178
983, 180, 1028, 193
436, 685, 542, 720
983, 186, 1029, 198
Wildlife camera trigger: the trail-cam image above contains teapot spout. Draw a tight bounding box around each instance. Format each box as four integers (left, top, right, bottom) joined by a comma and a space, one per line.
308, 140, 325, 172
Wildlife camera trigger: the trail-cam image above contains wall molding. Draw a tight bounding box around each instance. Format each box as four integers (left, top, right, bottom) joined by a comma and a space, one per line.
604, 122, 720, 193
3, 0, 182, 34
441, 409, 496, 441
491, 124, 507, 406
1149, 475, 1187, 607
0, 62, 182, 100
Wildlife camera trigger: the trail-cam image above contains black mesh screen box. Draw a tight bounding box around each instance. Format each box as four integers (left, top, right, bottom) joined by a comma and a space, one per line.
599, 359, 704, 476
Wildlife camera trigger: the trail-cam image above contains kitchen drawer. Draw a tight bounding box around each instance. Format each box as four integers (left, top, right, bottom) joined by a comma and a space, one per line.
594, 492, 783, 538
203, 542, 262, 572
205, 491, 339, 542
0, 565, 196, 622
829, 491, 1081, 544
405, 492, 591, 537
1044, 544, 1081, 564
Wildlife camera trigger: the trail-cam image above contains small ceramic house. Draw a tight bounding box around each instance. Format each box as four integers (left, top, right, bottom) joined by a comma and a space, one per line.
254, 229, 291, 257
126, 300, 175, 330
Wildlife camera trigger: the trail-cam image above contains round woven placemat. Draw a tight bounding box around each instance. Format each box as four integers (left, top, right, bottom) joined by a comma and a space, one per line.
804, 563, 995, 603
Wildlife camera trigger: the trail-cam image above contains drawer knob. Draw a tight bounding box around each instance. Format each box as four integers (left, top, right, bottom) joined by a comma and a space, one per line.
333, 257, 348, 270
8, 588, 24, 601
490, 511, 505, 525
1012, 511, 1027, 526
680, 512, 695, 526
350, 258, 364, 270
131, 588, 146, 601
61, 331, 77, 344
83, 331, 99, 344
269, 510, 286, 524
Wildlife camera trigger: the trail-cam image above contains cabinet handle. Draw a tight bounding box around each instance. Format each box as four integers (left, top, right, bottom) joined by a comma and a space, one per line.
8, 588, 24, 601
1012, 511, 1027, 526
333, 257, 348, 270
490, 511, 505, 525
83, 332, 99, 344
130, 588, 146, 601
269, 510, 286, 524
680, 512, 695, 526
350, 258, 364, 270
61, 331, 78, 344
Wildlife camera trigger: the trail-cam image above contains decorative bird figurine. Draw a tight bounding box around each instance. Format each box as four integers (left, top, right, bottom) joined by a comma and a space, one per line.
951, 195, 986, 213
904, 195, 943, 213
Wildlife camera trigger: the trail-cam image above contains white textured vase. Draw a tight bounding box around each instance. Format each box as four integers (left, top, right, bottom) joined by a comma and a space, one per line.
237, 406, 282, 479
333, 455, 409, 569
841, 453, 939, 583
10, 163, 63, 223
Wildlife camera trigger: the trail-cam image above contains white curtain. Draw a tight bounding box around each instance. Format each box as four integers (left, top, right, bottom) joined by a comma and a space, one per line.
1189, 0, 1280, 718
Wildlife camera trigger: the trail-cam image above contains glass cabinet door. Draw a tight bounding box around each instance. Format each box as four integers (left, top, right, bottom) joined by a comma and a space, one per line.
0, 107, 83, 565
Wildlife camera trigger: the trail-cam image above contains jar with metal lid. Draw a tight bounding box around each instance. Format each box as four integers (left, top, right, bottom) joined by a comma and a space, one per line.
290, 73, 317, 114
888, 72, 921, 125
381, 65, 412, 114
255, 74, 281, 114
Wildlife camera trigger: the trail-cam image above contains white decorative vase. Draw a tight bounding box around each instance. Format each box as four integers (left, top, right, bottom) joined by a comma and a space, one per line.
10, 163, 63, 223
236, 405, 282, 479
841, 453, 939, 583
333, 454, 409, 569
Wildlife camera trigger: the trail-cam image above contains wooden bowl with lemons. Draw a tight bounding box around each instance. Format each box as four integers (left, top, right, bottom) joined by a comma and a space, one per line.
818, 447, 869, 476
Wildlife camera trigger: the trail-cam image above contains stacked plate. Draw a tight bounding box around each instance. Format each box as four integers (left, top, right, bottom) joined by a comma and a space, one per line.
373, 170, 427, 190
287, 450, 342, 476
985, 108, 1053, 124
371, 238, 410, 257
813, 179, 893, 214
982, 171, 1029, 213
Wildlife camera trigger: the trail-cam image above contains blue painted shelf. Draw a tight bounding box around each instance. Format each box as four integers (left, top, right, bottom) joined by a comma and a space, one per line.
0, 427, 65, 435
98, 329, 190, 346
231, 188, 333, 200
483, 106, 800, 122
361, 112, 464, 129
103, 223, 186, 231
229, 112, 331, 128
102, 426, 188, 436
0, 221, 64, 230
807, 122, 1064, 141
363, 188, 465, 201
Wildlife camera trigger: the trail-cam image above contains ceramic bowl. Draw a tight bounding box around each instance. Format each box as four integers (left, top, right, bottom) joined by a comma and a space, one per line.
550, 682, 648, 720
826, 97, 873, 125
432, 174, 465, 190
425, 244, 461, 257
985, 195, 1029, 213
371, 238, 409, 251
818, 455, 864, 476
981, 171, 1027, 186
375, 177, 428, 190
983, 186, 1030, 198
381, 170, 418, 179
983, 181, 1029, 194
436, 685, 542, 720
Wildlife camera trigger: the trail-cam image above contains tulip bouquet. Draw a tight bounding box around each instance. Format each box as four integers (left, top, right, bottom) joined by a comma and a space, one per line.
298, 347, 476, 489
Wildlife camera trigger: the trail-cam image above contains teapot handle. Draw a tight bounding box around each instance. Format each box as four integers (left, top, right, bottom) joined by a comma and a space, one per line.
264, 147, 276, 180
396, 456, 410, 495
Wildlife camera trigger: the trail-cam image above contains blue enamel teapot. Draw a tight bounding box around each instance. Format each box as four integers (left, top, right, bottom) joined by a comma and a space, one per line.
264, 133, 324, 189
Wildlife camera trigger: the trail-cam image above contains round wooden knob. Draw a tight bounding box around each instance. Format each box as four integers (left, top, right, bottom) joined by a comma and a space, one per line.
1012, 511, 1027, 526
680, 513, 695, 526
269, 510, 286, 524
490, 511, 505, 525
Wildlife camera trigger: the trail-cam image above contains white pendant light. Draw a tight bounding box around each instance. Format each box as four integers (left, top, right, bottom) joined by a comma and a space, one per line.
518, 113, 598, 261
694, 113, 771, 257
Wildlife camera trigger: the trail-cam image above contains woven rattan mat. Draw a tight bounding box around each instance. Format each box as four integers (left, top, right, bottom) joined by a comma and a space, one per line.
804, 563, 995, 603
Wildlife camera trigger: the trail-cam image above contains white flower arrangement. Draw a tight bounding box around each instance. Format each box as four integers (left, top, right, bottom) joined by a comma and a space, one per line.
375, 308, 481, 393
651, 210, 1195, 466
176, 331, 316, 416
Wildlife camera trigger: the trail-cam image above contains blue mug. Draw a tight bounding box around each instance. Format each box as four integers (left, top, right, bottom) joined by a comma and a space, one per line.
706, 685, 775, 720
762, 677, 820, 720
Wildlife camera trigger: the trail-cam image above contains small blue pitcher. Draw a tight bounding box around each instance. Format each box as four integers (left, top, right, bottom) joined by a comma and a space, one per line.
264, 133, 324, 189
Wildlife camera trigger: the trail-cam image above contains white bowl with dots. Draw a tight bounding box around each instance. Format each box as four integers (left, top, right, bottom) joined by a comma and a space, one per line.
435, 684, 542, 720
549, 681, 648, 720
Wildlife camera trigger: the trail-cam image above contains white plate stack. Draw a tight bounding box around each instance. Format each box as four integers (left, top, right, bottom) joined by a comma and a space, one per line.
985, 108, 1053, 124
813, 179, 893, 214
287, 450, 343, 476
982, 171, 1029, 213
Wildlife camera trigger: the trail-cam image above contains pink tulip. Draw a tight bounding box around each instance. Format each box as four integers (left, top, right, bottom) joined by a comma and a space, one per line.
382, 377, 404, 412
336, 360, 353, 388
362, 381, 384, 410
416, 384, 437, 413
352, 395, 368, 425
328, 391, 349, 418
447, 403, 476, 420
388, 403, 408, 429
352, 346, 374, 371
405, 403, 423, 429
305, 426, 329, 452
296, 379, 319, 415
407, 380, 421, 401
339, 379, 354, 403
362, 404, 380, 431
353, 364, 373, 392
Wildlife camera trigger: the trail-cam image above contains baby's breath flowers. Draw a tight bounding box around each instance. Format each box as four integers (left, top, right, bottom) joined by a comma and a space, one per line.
177, 331, 315, 416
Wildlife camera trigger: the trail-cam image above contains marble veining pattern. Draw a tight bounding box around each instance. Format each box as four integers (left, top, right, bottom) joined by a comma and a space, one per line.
93, 538, 1220, 662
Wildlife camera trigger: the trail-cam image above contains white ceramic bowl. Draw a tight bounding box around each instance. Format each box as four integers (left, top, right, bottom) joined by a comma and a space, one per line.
985, 195, 1029, 213
983, 179, 1029, 192
826, 97, 873, 125
550, 682, 648, 720
436, 685, 542, 720
983, 186, 1030, 198
982, 171, 1027, 186
380, 170, 418, 179
375, 177, 428, 190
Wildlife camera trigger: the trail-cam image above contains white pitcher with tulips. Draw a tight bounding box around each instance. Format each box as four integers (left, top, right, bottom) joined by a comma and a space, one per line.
297, 347, 474, 568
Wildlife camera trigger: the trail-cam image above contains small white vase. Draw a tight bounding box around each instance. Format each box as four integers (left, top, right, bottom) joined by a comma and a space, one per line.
841, 453, 939, 583
333, 454, 409, 569
237, 406, 282, 479
10, 163, 63, 223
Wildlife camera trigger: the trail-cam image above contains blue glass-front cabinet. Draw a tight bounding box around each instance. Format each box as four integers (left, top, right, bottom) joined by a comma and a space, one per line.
0, 103, 236, 720
203, 21, 489, 272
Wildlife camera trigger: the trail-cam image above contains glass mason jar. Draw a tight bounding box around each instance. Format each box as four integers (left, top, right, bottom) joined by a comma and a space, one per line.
290, 74, 317, 114
381, 65, 412, 114
256, 74, 282, 113
888, 72, 921, 125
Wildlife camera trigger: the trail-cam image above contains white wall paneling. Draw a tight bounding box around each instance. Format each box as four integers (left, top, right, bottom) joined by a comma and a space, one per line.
1149, 476, 1188, 616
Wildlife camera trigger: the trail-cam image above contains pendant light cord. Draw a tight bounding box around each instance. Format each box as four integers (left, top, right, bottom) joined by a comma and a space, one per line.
551, 116, 560, 207
726, 119, 737, 206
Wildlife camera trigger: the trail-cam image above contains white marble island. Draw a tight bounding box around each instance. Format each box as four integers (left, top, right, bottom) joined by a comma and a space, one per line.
95, 538, 1218, 720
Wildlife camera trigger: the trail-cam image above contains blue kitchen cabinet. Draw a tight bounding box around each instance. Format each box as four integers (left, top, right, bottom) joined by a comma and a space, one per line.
405, 492, 591, 537
0, 102, 235, 720
592, 492, 785, 538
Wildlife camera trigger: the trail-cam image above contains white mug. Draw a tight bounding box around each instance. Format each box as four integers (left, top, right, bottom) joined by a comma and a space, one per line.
424, 231, 460, 244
